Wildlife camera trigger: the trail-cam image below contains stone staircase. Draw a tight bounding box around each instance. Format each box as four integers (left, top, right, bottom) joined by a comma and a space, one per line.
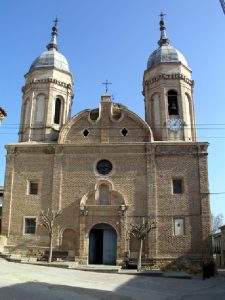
73, 264, 122, 273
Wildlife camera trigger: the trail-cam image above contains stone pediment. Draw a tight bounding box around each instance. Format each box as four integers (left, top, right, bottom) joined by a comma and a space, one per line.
58, 96, 153, 144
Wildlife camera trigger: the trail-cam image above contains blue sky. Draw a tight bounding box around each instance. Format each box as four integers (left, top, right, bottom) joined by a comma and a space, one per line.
0, 0, 225, 216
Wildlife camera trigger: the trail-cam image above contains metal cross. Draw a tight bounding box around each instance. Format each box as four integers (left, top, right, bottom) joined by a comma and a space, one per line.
53, 17, 58, 28
102, 80, 112, 94
159, 12, 166, 20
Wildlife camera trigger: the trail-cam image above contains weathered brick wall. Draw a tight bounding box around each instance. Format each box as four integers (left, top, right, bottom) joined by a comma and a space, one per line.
1, 145, 55, 245
1, 141, 211, 263
154, 143, 210, 259
1, 98, 211, 264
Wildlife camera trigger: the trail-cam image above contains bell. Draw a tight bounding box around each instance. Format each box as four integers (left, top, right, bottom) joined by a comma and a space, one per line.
171, 102, 177, 110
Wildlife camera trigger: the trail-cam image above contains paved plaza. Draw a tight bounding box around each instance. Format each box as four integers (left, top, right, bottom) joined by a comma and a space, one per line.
0, 259, 225, 299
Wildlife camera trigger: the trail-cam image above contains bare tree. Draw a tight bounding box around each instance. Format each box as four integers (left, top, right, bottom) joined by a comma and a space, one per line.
129, 217, 156, 271
39, 209, 62, 263
211, 213, 224, 234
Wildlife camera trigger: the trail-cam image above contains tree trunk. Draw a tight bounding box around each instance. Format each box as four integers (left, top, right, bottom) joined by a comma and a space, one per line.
137, 238, 143, 271
48, 233, 53, 263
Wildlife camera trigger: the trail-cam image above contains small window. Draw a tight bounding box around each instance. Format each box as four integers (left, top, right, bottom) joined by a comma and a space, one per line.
90, 108, 99, 122
174, 218, 184, 236
24, 218, 36, 234
121, 128, 128, 136
172, 179, 183, 194
83, 129, 89, 137
168, 90, 179, 115
54, 98, 61, 124
28, 181, 38, 195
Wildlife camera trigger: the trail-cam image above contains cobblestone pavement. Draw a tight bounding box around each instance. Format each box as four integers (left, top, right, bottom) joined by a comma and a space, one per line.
0, 259, 225, 300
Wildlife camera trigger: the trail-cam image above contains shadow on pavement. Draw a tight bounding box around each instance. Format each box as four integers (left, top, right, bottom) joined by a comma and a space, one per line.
0, 281, 132, 300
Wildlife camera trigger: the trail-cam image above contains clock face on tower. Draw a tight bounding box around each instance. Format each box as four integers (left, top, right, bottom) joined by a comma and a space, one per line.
167, 117, 183, 132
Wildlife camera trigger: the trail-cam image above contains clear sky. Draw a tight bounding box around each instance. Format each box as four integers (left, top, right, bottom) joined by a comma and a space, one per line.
0, 0, 224, 217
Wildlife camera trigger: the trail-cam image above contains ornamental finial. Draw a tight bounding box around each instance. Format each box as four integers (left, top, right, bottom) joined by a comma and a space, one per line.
46, 17, 58, 51
158, 12, 170, 47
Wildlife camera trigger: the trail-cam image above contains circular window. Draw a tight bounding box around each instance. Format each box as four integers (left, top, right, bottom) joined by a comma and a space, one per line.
96, 160, 113, 175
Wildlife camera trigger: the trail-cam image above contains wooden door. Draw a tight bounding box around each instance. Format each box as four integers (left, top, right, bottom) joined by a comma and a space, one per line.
103, 228, 117, 265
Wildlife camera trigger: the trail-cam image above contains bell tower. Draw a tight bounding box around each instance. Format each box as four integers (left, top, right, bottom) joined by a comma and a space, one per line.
19, 20, 73, 142
143, 14, 196, 142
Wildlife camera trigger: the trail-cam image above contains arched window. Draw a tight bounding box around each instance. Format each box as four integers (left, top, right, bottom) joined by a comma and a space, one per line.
168, 90, 179, 115
99, 183, 110, 205
54, 98, 62, 124
34, 94, 45, 124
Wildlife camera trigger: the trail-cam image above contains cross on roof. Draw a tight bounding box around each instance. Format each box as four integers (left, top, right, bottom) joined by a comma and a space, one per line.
54, 17, 58, 27
159, 12, 166, 19
102, 79, 112, 94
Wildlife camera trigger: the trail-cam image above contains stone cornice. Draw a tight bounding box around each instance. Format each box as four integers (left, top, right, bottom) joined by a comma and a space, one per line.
22, 78, 73, 93
197, 144, 208, 157
5, 141, 208, 157
144, 73, 194, 87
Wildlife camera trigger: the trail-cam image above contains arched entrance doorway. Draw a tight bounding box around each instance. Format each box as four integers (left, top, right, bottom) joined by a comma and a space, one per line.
89, 223, 117, 265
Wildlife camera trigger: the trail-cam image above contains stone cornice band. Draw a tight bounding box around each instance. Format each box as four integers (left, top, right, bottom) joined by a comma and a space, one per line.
144, 73, 194, 87
22, 78, 73, 93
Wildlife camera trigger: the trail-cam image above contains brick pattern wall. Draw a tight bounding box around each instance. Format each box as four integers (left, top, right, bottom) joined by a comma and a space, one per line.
1, 99, 211, 263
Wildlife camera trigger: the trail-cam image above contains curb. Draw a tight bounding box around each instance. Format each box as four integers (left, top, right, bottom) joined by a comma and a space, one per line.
0, 255, 193, 279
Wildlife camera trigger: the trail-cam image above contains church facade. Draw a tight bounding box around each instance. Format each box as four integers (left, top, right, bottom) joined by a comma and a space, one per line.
1, 17, 211, 266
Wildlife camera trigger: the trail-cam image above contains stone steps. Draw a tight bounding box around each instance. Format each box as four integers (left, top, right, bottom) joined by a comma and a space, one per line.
119, 269, 163, 277
0, 254, 192, 278
73, 265, 121, 273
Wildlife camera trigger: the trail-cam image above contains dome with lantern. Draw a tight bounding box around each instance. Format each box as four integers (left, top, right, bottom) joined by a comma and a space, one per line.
147, 14, 189, 69
29, 20, 70, 74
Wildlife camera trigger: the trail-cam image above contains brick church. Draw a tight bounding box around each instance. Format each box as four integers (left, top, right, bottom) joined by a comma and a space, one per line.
1, 16, 211, 266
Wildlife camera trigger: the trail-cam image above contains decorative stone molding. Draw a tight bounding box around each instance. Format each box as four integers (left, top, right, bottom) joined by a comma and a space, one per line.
80, 205, 88, 216
6, 146, 17, 154
55, 145, 64, 154
197, 144, 209, 157
118, 204, 127, 217
145, 144, 156, 155
43, 146, 55, 155
22, 78, 73, 93
144, 73, 194, 87
155, 145, 198, 156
